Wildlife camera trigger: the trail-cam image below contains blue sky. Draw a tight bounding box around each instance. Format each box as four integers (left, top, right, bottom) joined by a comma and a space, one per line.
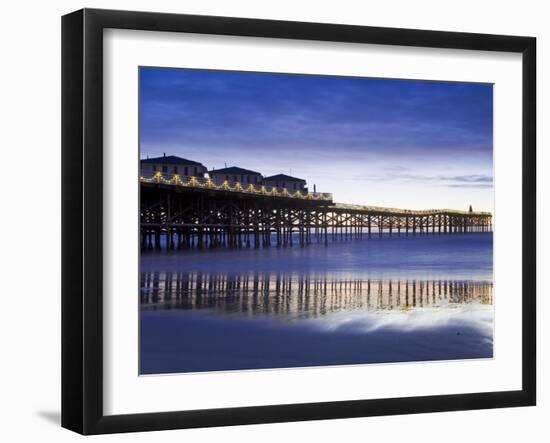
140, 67, 493, 211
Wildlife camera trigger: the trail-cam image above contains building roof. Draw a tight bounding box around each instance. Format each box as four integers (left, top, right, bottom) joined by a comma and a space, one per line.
209, 166, 262, 176
263, 174, 306, 183
140, 155, 204, 166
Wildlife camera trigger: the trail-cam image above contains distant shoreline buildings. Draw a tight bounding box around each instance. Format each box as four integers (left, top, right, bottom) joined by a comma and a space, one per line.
140, 154, 311, 193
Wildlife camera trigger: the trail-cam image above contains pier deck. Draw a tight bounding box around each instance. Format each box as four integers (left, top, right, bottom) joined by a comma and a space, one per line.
140, 174, 492, 250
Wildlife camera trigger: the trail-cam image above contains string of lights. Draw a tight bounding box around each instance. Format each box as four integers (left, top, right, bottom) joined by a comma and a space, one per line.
140, 172, 333, 201
139, 172, 492, 217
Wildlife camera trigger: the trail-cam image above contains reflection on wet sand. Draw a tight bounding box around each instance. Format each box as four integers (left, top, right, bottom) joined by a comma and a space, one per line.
141, 272, 493, 319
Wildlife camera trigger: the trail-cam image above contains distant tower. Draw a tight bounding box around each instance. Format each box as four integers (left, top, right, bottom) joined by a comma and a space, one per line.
314, 184, 317, 193
469, 204, 473, 212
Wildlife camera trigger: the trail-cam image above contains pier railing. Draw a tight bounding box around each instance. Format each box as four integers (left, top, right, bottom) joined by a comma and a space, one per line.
334, 203, 492, 217
140, 172, 333, 202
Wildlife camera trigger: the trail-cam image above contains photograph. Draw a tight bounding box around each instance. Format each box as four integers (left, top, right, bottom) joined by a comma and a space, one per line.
138, 67, 494, 375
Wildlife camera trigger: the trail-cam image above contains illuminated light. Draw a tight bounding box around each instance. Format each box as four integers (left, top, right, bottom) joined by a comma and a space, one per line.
137, 176, 486, 215
140, 173, 490, 217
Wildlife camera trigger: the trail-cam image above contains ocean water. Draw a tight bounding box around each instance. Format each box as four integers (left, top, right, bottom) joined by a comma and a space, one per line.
140, 233, 493, 374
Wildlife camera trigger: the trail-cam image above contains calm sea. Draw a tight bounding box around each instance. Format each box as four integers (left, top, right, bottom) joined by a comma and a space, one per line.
140, 233, 493, 374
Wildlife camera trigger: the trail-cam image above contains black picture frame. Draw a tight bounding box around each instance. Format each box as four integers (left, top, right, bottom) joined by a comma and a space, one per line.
62, 8, 536, 435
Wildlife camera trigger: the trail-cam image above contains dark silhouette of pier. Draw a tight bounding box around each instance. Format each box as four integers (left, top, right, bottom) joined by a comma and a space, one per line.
140, 174, 493, 250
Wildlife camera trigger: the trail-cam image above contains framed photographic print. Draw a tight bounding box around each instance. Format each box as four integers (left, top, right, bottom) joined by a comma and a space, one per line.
61, 8, 536, 435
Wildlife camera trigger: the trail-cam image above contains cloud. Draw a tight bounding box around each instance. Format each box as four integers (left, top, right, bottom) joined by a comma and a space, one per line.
443, 175, 493, 189
355, 172, 493, 189
445, 183, 493, 189
139, 67, 493, 156
447, 174, 493, 183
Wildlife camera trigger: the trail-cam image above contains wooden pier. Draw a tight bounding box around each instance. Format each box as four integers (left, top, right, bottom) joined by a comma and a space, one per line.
140, 173, 493, 250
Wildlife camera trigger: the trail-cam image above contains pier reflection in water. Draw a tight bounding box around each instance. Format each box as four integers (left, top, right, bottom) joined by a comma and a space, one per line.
141, 272, 493, 319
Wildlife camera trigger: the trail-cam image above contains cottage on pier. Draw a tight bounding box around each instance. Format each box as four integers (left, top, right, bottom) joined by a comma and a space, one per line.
208, 166, 263, 186
140, 154, 207, 179
263, 174, 307, 192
